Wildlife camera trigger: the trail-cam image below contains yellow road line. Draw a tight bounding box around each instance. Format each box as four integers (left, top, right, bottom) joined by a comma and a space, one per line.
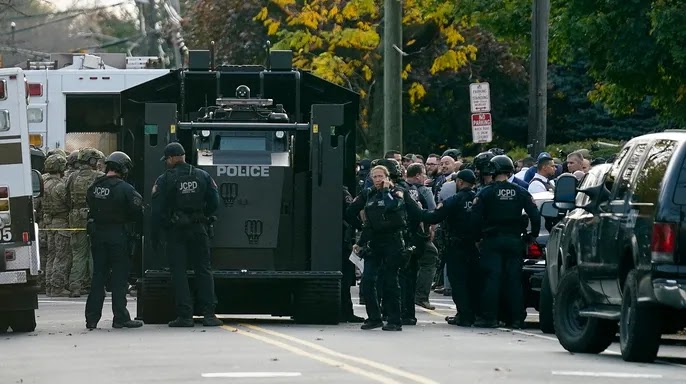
38, 228, 86, 231
416, 305, 451, 319
241, 323, 440, 384
221, 325, 401, 384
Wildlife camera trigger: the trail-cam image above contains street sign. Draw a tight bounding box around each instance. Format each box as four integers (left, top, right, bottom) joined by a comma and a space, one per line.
469, 82, 491, 113
471, 113, 493, 143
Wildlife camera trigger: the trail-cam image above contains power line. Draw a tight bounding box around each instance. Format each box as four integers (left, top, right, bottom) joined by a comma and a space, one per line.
0, 13, 82, 36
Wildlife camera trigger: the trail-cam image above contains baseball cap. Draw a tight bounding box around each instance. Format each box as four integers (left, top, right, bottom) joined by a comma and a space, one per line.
456, 169, 477, 184
537, 152, 553, 163
160, 142, 185, 161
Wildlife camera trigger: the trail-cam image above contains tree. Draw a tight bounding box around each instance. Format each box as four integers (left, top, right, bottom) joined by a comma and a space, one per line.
185, 0, 269, 65
253, 0, 478, 152
551, 0, 686, 123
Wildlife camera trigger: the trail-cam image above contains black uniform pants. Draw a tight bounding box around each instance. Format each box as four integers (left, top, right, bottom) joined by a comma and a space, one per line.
85, 229, 132, 325
400, 245, 420, 321
165, 225, 216, 319
478, 234, 524, 323
445, 240, 479, 321
361, 236, 404, 325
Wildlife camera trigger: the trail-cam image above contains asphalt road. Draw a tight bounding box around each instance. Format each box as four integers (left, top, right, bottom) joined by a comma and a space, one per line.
2, 289, 686, 384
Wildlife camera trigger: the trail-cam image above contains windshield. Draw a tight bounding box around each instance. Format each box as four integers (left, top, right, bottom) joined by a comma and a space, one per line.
217, 136, 267, 151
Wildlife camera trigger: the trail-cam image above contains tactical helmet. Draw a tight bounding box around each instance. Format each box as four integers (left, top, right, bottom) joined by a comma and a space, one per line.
488, 148, 506, 156
105, 151, 133, 175
490, 155, 515, 175
44, 154, 67, 173
67, 151, 79, 166
79, 147, 104, 166
442, 148, 462, 160
473, 151, 495, 172
376, 158, 402, 180
47, 148, 67, 158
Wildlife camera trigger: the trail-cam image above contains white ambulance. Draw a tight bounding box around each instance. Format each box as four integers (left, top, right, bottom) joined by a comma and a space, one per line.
23, 53, 169, 154
0, 67, 44, 333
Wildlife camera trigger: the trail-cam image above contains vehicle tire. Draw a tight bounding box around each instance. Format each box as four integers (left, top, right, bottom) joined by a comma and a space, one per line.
553, 267, 616, 354
620, 270, 662, 363
139, 276, 176, 324
539, 270, 555, 334
8, 309, 36, 333
293, 279, 341, 325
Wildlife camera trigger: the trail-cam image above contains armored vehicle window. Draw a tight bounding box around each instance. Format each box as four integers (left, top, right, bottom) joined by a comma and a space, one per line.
633, 140, 676, 205
604, 146, 631, 193
218, 136, 267, 151
613, 143, 647, 201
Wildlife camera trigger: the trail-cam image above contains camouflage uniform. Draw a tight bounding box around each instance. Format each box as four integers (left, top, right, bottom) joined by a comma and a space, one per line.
64, 151, 79, 180
42, 155, 72, 297
66, 148, 105, 297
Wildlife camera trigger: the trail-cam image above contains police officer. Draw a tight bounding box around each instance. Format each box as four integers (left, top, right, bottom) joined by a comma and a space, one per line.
151, 142, 223, 327
346, 164, 421, 331
42, 154, 72, 297
84, 152, 143, 329
470, 155, 540, 329
422, 169, 479, 326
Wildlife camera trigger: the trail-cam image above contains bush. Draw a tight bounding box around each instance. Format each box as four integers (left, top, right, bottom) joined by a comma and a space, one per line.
507, 139, 624, 162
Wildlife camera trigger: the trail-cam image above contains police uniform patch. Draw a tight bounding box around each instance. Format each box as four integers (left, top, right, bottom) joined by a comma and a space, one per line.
152, 184, 158, 195
133, 194, 143, 207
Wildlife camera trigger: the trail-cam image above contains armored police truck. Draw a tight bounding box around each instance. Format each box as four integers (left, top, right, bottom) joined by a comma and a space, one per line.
0, 68, 44, 333
121, 49, 359, 324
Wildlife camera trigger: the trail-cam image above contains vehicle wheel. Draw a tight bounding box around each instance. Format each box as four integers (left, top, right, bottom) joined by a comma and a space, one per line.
139, 276, 175, 324
8, 310, 36, 333
293, 279, 341, 325
539, 270, 555, 334
553, 267, 616, 354
620, 270, 662, 363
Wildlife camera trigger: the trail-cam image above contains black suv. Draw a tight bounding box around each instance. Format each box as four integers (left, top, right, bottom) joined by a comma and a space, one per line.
542, 131, 686, 363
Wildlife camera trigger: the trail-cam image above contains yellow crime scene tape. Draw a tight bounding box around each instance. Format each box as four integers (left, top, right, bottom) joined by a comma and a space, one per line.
38, 228, 87, 231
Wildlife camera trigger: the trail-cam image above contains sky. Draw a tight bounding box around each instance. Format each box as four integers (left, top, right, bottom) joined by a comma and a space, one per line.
48, 0, 137, 13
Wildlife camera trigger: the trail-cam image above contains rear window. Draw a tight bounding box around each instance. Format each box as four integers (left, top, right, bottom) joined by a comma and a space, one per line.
633, 140, 677, 204
673, 146, 686, 205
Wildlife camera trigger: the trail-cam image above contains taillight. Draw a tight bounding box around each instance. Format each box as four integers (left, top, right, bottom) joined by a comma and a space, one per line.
0, 186, 8, 212
651, 222, 676, 263
22, 232, 29, 243
0, 186, 7, 198
4, 250, 15, 261
28, 83, 42, 97
0, 79, 6, 100
527, 242, 543, 259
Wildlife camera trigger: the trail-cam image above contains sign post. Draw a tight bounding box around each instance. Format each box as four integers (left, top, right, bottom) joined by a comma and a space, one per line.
471, 113, 493, 143
469, 82, 493, 143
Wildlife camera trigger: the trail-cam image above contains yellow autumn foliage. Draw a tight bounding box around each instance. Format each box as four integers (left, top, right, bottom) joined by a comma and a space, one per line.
258, 0, 478, 127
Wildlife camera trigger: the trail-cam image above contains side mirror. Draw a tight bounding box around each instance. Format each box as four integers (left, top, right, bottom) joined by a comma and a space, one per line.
540, 201, 559, 218
31, 169, 43, 198
553, 174, 577, 210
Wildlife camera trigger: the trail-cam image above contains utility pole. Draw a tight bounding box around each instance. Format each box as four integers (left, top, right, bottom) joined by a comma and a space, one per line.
383, 0, 402, 154
527, 0, 550, 157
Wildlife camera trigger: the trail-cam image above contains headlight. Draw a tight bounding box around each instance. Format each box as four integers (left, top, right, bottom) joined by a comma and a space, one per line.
276, 130, 285, 139
0, 212, 10, 226
27, 107, 43, 123
201, 130, 211, 138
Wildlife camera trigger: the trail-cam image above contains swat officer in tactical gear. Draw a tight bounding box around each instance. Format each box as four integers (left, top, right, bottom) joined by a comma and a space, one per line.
84, 151, 143, 329
346, 164, 421, 331
151, 142, 223, 327
422, 169, 479, 326
66, 147, 105, 297
470, 155, 540, 329
65, 151, 79, 179
42, 154, 72, 297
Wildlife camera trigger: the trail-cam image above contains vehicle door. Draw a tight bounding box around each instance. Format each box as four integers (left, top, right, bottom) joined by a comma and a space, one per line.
602, 139, 678, 304
596, 143, 648, 303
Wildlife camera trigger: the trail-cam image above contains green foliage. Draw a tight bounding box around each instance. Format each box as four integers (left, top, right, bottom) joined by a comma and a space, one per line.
547, 61, 677, 143
552, 0, 686, 123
